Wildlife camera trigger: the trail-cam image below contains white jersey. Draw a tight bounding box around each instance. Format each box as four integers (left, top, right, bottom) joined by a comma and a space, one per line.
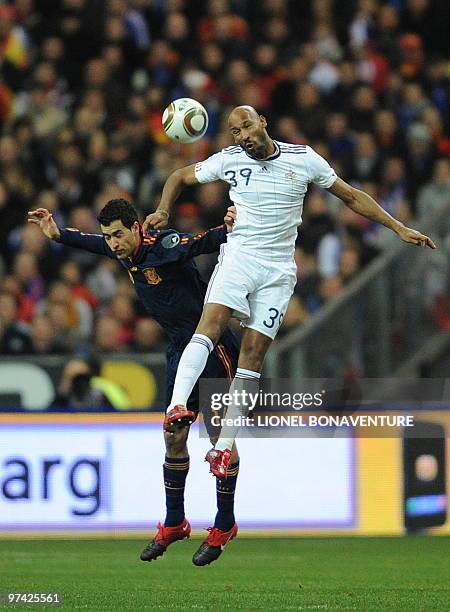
195, 141, 337, 260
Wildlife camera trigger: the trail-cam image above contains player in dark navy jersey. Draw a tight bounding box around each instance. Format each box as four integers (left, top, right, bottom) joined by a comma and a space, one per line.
28, 198, 240, 566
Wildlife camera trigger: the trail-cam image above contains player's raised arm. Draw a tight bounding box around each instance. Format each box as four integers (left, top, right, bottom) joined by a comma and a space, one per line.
328, 178, 436, 249
143, 163, 199, 233
28, 208, 114, 257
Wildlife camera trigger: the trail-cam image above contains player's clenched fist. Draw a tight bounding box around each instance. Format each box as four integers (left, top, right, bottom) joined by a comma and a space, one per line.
27, 208, 61, 240
224, 205, 236, 232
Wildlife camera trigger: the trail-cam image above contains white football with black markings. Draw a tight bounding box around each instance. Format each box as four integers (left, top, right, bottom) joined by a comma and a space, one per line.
162, 98, 209, 144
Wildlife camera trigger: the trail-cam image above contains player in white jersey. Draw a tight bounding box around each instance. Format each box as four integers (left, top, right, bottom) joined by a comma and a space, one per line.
194, 139, 337, 261
144, 105, 436, 480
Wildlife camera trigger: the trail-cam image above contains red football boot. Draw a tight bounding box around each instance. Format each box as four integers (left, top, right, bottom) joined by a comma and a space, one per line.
163, 405, 197, 431
205, 448, 232, 478
192, 523, 238, 566
140, 518, 191, 561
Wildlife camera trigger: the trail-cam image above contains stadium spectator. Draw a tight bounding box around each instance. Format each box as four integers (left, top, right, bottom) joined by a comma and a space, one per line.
373, 110, 402, 157
94, 314, 126, 353
59, 260, 98, 311
0, 275, 35, 323
50, 358, 130, 411
12, 251, 45, 304
0, 291, 32, 355
45, 307, 73, 353
131, 318, 164, 352
294, 247, 321, 314
0, 4, 29, 100
29, 315, 58, 355
86, 258, 119, 307
109, 294, 137, 346
416, 158, 450, 309
350, 131, 381, 182
339, 247, 362, 284
37, 280, 93, 341
417, 159, 450, 229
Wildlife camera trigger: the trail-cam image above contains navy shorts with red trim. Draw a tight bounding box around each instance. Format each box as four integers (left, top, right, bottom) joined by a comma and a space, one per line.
165, 328, 239, 414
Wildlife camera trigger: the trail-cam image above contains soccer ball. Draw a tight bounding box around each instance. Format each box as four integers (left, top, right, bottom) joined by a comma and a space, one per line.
162, 98, 209, 143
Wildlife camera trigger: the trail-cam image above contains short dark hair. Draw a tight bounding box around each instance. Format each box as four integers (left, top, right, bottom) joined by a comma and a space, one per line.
97, 199, 139, 229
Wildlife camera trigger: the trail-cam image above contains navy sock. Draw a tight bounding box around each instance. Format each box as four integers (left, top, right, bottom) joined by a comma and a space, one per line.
163, 455, 189, 527
214, 461, 239, 532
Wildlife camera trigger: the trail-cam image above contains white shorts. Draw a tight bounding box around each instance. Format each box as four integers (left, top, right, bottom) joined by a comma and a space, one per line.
205, 245, 297, 340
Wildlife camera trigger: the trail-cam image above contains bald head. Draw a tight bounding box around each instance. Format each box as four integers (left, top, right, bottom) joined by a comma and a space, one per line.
228, 105, 260, 126
228, 106, 274, 159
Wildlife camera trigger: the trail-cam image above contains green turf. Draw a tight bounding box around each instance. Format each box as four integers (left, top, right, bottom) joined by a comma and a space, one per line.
0, 537, 449, 611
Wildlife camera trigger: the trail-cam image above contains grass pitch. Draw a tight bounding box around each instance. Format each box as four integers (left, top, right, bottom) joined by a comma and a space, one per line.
0, 536, 449, 610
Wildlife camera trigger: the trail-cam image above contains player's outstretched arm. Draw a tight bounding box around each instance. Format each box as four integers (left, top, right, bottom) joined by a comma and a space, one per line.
28, 208, 113, 257
328, 178, 436, 249
143, 163, 199, 233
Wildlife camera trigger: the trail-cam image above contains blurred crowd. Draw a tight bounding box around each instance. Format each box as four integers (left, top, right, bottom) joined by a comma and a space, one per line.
0, 0, 449, 357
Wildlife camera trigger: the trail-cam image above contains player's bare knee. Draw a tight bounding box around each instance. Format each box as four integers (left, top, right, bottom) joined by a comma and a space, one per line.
196, 304, 231, 344
196, 318, 223, 343
164, 427, 189, 455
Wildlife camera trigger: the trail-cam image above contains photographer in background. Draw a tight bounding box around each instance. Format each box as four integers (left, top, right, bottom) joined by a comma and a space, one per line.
50, 358, 129, 411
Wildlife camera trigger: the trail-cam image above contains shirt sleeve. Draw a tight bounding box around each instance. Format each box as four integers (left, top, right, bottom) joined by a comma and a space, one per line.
157, 225, 227, 262
306, 146, 337, 188
58, 228, 115, 258
194, 151, 223, 183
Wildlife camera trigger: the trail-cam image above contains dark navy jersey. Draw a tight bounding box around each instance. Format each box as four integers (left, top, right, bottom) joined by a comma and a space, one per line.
58, 224, 236, 351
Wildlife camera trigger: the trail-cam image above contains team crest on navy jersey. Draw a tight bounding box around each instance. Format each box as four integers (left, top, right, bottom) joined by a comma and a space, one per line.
143, 267, 162, 285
